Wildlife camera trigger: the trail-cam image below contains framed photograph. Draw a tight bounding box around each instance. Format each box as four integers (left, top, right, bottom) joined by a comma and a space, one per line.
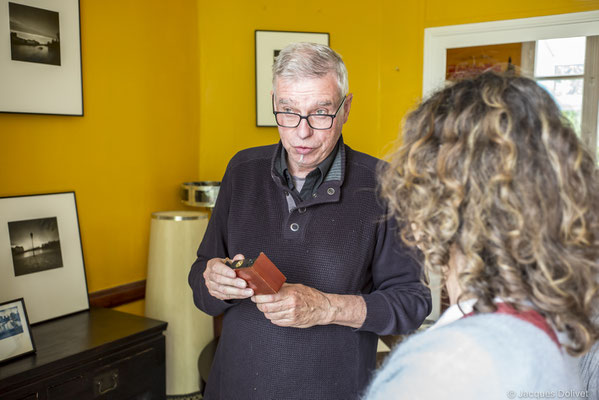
0, 0, 83, 115
0, 298, 35, 363
255, 30, 329, 127
0, 192, 89, 324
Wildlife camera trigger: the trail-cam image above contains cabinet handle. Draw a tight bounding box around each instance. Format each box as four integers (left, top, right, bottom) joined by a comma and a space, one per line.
97, 372, 119, 394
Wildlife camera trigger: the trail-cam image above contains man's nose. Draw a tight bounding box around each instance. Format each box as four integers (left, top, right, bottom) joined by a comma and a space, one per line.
295, 117, 313, 139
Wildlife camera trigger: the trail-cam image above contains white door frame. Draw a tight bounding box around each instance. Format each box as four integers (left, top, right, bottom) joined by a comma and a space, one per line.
422, 10, 599, 320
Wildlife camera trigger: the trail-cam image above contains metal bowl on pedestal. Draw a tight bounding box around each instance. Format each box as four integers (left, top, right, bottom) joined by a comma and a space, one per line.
181, 181, 220, 208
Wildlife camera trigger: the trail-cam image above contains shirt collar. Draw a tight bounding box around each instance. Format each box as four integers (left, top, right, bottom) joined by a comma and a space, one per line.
428, 297, 571, 349
429, 297, 516, 331
428, 298, 478, 331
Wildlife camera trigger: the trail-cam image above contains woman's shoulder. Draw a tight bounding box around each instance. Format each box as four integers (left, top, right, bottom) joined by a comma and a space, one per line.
364, 313, 580, 400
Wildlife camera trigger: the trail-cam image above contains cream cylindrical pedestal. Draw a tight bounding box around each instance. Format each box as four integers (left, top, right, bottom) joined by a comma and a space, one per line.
145, 211, 213, 397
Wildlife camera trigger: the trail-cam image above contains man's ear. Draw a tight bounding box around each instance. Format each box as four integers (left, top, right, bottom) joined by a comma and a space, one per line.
342, 93, 353, 124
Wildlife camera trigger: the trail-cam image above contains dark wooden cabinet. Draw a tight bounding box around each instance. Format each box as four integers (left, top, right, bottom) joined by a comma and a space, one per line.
0, 307, 167, 400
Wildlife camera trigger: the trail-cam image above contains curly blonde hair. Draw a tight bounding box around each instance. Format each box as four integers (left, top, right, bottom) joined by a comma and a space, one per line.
380, 72, 599, 355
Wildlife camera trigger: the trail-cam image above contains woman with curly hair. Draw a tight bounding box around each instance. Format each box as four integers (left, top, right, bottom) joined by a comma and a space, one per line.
365, 71, 599, 399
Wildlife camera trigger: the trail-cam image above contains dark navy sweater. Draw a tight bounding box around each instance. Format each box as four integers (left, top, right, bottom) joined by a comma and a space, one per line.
188, 139, 431, 399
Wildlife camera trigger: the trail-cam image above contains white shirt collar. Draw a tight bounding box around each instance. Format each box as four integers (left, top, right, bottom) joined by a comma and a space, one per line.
428, 298, 478, 331
427, 298, 574, 358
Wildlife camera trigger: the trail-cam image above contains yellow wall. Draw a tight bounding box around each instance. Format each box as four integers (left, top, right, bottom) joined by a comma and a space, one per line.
0, 0, 200, 292
1, 0, 597, 301
114, 299, 145, 317
196, 1, 420, 180
197, 0, 599, 180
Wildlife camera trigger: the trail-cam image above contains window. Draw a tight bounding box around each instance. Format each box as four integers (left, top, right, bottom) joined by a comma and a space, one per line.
523, 36, 599, 157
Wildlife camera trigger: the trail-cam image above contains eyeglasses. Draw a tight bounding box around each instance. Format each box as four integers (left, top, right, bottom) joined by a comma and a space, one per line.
272, 95, 346, 130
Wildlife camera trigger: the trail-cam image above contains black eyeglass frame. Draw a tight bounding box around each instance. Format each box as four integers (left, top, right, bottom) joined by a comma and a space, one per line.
271, 95, 346, 130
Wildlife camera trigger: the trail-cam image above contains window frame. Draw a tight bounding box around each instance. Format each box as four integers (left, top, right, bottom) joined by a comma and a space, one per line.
522, 36, 599, 153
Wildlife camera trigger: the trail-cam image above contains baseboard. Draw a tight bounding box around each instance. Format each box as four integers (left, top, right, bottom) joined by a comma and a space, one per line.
89, 280, 146, 308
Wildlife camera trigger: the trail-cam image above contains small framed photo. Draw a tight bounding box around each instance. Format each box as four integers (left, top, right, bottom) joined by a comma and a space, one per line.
0, 0, 83, 115
0, 298, 35, 363
255, 30, 329, 127
0, 192, 89, 324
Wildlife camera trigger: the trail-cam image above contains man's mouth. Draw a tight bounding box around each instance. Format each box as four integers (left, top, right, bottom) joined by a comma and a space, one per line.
294, 146, 313, 155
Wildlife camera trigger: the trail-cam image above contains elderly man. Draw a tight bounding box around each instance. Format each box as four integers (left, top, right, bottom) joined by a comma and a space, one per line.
188, 42, 431, 400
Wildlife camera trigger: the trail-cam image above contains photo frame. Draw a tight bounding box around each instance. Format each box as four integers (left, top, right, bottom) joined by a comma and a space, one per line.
0, 0, 83, 115
255, 30, 329, 127
0, 192, 89, 324
0, 298, 35, 363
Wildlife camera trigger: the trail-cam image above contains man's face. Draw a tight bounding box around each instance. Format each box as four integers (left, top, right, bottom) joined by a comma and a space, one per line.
273, 73, 352, 178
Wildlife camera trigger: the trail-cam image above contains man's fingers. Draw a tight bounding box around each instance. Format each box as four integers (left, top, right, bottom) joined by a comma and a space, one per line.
210, 271, 247, 288
263, 308, 291, 320
204, 256, 254, 300
251, 294, 277, 304
255, 298, 286, 313
218, 285, 254, 298
263, 311, 310, 328
209, 259, 237, 278
232, 253, 245, 261
207, 277, 252, 297
209, 283, 253, 300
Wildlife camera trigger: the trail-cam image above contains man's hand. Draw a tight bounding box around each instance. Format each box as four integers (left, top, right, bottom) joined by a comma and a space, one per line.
251, 283, 367, 329
251, 283, 333, 328
203, 254, 254, 300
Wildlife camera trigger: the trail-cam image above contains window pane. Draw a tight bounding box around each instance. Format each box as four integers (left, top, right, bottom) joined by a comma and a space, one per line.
535, 37, 586, 77
537, 78, 583, 135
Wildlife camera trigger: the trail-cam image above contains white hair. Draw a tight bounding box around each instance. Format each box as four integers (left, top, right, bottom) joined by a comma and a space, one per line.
272, 42, 348, 100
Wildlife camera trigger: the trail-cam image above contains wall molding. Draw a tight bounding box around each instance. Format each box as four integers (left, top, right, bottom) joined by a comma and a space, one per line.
89, 280, 146, 308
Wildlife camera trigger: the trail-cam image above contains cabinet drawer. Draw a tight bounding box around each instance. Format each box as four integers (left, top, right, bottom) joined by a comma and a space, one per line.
89, 341, 165, 400
0, 309, 166, 400
2, 335, 165, 400
47, 375, 87, 399
1, 388, 40, 400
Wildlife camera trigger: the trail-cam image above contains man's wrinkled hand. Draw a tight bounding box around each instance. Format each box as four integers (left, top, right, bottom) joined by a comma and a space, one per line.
251, 283, 333, 328
203, 254, 254, 300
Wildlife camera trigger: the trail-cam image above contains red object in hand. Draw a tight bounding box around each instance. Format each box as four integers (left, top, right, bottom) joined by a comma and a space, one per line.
226, 252, 286, 295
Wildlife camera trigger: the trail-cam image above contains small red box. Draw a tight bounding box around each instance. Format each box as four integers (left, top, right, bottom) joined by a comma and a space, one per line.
226, 252, 286, 295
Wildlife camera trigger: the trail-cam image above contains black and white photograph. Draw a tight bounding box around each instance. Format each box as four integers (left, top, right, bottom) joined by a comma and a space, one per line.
255, 30, 329, 127
9, 2, 61, 66
0, 192, 89, 324
0, 0, 82, 115
9, 217, 64, 277
0, 298, 35, 363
